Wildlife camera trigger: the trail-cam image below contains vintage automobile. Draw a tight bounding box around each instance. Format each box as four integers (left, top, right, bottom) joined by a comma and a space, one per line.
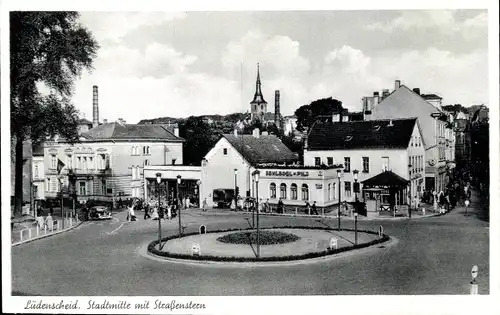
89, 206, 112, 220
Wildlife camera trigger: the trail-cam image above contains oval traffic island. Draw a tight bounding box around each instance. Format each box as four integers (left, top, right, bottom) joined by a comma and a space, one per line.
147, 226, 390, 263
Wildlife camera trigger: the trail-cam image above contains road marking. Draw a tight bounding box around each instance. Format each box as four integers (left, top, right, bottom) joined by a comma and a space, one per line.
107, 223, 124, 235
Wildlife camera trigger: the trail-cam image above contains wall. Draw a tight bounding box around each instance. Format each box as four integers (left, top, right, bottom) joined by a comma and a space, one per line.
201, 137, 251, 208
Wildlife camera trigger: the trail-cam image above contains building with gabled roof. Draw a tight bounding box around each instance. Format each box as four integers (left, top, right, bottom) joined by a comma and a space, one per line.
304, 118, 425, 216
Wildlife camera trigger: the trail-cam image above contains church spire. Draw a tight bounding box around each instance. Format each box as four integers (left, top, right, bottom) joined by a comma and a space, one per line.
251, 63, 266, 105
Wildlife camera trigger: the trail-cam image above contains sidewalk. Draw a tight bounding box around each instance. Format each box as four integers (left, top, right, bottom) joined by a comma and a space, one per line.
182, 205, 443, 221
11, 212, 81, 246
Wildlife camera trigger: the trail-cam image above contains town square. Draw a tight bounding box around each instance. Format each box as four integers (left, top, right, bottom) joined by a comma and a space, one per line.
3, 6, 496, 315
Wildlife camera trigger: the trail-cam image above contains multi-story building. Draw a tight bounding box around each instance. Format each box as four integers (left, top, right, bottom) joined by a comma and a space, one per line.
304, 118, 425, 215
43, 121, 184, 202
365, 80, 455, 193
32, 145, 45, 201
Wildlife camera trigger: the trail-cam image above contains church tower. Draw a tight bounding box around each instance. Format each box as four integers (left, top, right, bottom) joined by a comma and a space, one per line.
250, 63, 267, 122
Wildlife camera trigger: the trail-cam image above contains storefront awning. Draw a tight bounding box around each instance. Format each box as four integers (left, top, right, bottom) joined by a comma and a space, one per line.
361, 170, 409, 187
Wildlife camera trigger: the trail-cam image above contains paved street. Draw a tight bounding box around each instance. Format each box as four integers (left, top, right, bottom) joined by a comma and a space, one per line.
11, 195, 488, 296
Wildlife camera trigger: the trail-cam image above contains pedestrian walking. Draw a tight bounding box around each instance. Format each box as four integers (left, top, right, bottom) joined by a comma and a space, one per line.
265, 199, 270, 213
167, 204, 172, 222
305, 201, 311, 215
118, 198, 123, 209
277, 198, 284, 214
143, 202, 151, 220
202, 198, 208, 212
311, 201, 319, 215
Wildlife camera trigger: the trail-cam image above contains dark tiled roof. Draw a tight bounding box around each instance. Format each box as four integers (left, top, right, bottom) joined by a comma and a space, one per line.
223, 134, 298, 165
82, 122, 183, 141
307, 118, 417, 150
361, 170, 409, 187
421, 93, 442, 100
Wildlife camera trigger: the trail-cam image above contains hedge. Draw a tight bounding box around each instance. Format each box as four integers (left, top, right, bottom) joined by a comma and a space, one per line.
148, 226, 390, 263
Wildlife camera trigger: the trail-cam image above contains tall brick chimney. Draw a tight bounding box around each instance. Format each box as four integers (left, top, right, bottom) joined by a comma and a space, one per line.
92, 85, 99, 128
274, 90, 281, 129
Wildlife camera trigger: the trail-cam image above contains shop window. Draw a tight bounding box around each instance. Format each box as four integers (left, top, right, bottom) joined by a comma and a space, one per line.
291, 184, 298, 200
270, 183, 276, 199
344, 181, 351, 197
344, 157, 351, 172
301, 184, 309, 201
280, 183, 287, 199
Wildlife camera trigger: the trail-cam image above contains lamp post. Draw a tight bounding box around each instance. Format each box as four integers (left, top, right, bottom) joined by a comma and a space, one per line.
234, 168, 238, 209
253, 170, 261, 258
177, 175, 182, 236
156, 172, 163, 250
354, 212, 358, 245
408, 164, 412, 219
353, 169, 359, 203
337, 169, 343, 231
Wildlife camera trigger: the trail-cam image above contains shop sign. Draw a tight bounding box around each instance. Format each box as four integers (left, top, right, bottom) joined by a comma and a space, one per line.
315, 184, 323, 189
265, 170, 309, 177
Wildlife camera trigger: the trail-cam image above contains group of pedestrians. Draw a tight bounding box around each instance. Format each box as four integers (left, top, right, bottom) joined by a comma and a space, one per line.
420, 175, 472, 214
126, 198, 182, 222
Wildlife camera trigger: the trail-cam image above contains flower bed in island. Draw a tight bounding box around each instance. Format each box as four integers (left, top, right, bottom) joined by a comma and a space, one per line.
217, 230, 300, 245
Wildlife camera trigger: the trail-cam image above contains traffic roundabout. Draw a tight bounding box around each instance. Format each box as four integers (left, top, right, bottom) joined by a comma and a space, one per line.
147, 226, 390, 264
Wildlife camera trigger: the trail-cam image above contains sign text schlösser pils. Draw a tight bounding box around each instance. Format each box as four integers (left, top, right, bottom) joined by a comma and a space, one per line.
265, 170, 309, 177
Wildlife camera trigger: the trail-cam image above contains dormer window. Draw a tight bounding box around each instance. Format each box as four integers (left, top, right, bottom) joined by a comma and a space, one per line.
373, 125, 381, 131
345, 136, 353, 142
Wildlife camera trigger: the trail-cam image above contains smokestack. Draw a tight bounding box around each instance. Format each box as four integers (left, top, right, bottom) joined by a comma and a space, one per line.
395, 80, 401, 90
92, 85, 99, 128
413, 88, 420, 95
382, 89, 390, 99
274, 90, 281, 129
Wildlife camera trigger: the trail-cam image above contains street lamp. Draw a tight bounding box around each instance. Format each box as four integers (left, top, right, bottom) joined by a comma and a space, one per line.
156, 172, 163, 250
353, 169, 359, 203
252, 170, 261, 258
337, 169, 343, 231
234, 168, 238, 209
354, 212, 358, 245
408, 164, 412, 219
177, 175, 182, 236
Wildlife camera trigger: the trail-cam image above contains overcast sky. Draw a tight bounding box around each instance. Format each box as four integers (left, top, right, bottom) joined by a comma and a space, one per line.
72, 10, 488, 123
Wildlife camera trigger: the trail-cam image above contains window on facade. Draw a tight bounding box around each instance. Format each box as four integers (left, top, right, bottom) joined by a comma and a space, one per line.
34, 165, 39, 178
382, 157, 389, 171
79, 181, 86, 195
270, 183, 276, 199
291, 184, 298, 200
328, 184, 331, 201
88, 157, 93, 169
77, 157, 81, 169
315, 157, 321, 166
51, 155, 57, 169
362, 157, 369, 173
46, 178, 50, 192
344, 181, 351, 197
409, 157, 412, 174
301, 184, 309, 201
332, 182, 336, 200
223, 148, 228, 155
344, 157, 351, 172
327, 157, 333, 166
66, 155, 72, 169
144, 159, 149, 166
132, 166, 136, 180
101, 179, 106, 195
280, 183, 287, 199
83, 157, 87, 170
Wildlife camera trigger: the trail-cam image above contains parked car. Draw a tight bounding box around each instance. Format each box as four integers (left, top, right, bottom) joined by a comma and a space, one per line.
212, 189, 235, 208
89, 206, 112, 220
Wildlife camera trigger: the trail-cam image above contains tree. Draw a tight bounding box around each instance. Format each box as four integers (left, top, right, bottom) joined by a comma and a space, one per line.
179, 116, 218, 166
294, 97, 344, 131
10, 12, 98, 215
